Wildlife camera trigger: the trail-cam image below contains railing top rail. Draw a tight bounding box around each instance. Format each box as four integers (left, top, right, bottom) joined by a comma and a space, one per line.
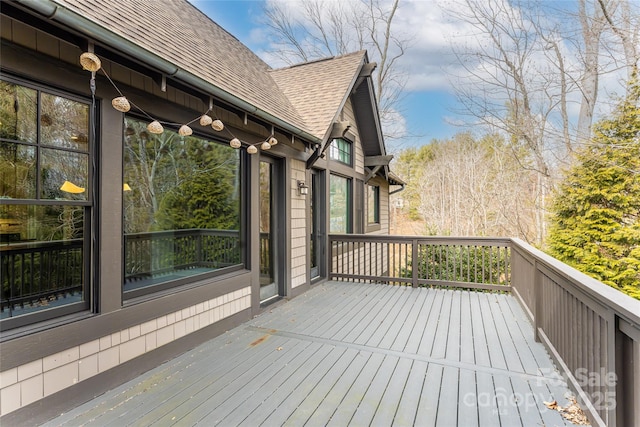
329, 234, 512, 246
124, 228, 240, 239
0, 238, 84, 252
511, 238, 640, 327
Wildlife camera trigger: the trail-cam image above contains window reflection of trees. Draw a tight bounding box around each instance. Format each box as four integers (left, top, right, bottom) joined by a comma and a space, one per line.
123, 118, 240, 234
0, 79, 90, 243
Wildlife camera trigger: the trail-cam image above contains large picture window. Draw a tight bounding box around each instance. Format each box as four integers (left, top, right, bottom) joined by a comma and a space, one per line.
330, 174, 351, 233
123, 117, 242, 296
1, 78, 91, 326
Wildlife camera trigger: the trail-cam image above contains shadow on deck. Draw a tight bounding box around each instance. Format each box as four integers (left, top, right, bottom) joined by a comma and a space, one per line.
43, 282, 575, 427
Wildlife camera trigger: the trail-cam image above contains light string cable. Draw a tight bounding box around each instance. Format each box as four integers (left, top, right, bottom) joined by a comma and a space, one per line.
91, 54, 278, 151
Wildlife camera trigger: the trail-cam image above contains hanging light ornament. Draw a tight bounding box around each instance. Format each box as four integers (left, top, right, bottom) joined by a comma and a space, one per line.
230, 138, 242, 149
111, 96, 131, 112
211, 119, 224, 131
147, 120, 163, 134
79, 52, 101, 72
261, 141, 271, 150
178, 125, 193, 136
268, 136, 278, 146
247, 145, 258, 154
199, 114, 213, 126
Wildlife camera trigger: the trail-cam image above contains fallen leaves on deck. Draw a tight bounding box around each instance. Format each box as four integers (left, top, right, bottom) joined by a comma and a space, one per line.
544, 397, 590, 425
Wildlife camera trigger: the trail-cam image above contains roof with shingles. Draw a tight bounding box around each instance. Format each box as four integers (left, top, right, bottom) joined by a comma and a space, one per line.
53, 0, 308, 133
269, 51, 366, 140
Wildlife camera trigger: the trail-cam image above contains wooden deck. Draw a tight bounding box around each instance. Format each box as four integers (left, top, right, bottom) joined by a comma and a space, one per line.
42, 282, 576, 426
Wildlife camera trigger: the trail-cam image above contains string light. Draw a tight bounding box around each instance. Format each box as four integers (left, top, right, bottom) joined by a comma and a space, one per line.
212, 119, 224, 131
147, 120, 163, 134
80, 52, 280, 154
199, 114, 213, 126
179, 125, 193, 136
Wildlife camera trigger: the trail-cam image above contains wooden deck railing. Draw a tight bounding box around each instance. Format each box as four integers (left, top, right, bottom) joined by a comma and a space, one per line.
329, 235, 512, 291
329, 234, 640, 427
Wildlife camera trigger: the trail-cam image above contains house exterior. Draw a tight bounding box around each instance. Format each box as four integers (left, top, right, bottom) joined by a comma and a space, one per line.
0, 0, 402, 419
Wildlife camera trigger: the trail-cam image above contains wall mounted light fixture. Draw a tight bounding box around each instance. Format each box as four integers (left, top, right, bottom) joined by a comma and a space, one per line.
297, 180, 309, 196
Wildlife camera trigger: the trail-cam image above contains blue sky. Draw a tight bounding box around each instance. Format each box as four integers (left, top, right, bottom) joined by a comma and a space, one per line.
189, 0, 632, 153
191, 0, 461, 150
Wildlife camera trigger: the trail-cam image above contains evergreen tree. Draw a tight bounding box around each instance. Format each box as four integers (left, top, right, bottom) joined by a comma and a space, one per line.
155, 140, 240, 231
548, 76, 640, 299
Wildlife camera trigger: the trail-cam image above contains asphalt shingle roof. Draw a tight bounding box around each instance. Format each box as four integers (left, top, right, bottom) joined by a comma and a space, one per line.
51, 0, 370, 141
270, 51, 366, 140
54, 0, 306, 132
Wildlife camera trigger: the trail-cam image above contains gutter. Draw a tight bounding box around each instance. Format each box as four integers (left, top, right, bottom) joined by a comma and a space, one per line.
389, 183, 405, 195
14, 0, 321, 145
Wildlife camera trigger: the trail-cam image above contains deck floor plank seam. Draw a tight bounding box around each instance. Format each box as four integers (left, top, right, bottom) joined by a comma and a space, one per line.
324, 352, 387, 427
456, 369, 479, 427
299, 283, 390, 340
332, 285, 401, 343
428, 289, 454, 360
298, 350, 373, 427
281, 347, 362, 426
489, 295, 526, 374
235, 345, 354, 427
416, 290, 446, 357
214, 341, 329, 426
478, 293, 509, 371
414, 363, 443, 427
197, 341, 329, 426
359, 287, 415, 347
344, 354, 400, 426
392, 359, 429, 427
258, 346, 349, 427
435, 366, 460, 426
386, 288, 430, 352
372, 356, 414, 427
459, 290, 476, 366
445, 290, 462, 362
403, 288, 438, 354
495, 294, 547, 376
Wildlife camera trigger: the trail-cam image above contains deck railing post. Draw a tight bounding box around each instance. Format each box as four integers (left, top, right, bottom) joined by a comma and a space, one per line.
534, 259, 542, 343
616, 319, 640, 427
412, 239, 418, 288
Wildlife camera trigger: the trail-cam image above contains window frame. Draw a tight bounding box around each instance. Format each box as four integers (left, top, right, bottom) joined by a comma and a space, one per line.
121, 114, 247, 301
329, 138, 353, 167
367, 184, 380, 225
329, 173, 352, 234
0, 74, 94, 330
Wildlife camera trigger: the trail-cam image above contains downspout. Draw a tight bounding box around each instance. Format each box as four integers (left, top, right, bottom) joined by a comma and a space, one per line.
14, 0, 321, 145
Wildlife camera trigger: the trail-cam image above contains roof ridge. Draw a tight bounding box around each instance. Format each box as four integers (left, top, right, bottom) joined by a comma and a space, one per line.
271, 50, 365, 72
182, 0, 271, 69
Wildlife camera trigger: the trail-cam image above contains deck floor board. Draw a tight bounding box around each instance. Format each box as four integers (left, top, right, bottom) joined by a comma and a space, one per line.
42, 282, 574, 427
